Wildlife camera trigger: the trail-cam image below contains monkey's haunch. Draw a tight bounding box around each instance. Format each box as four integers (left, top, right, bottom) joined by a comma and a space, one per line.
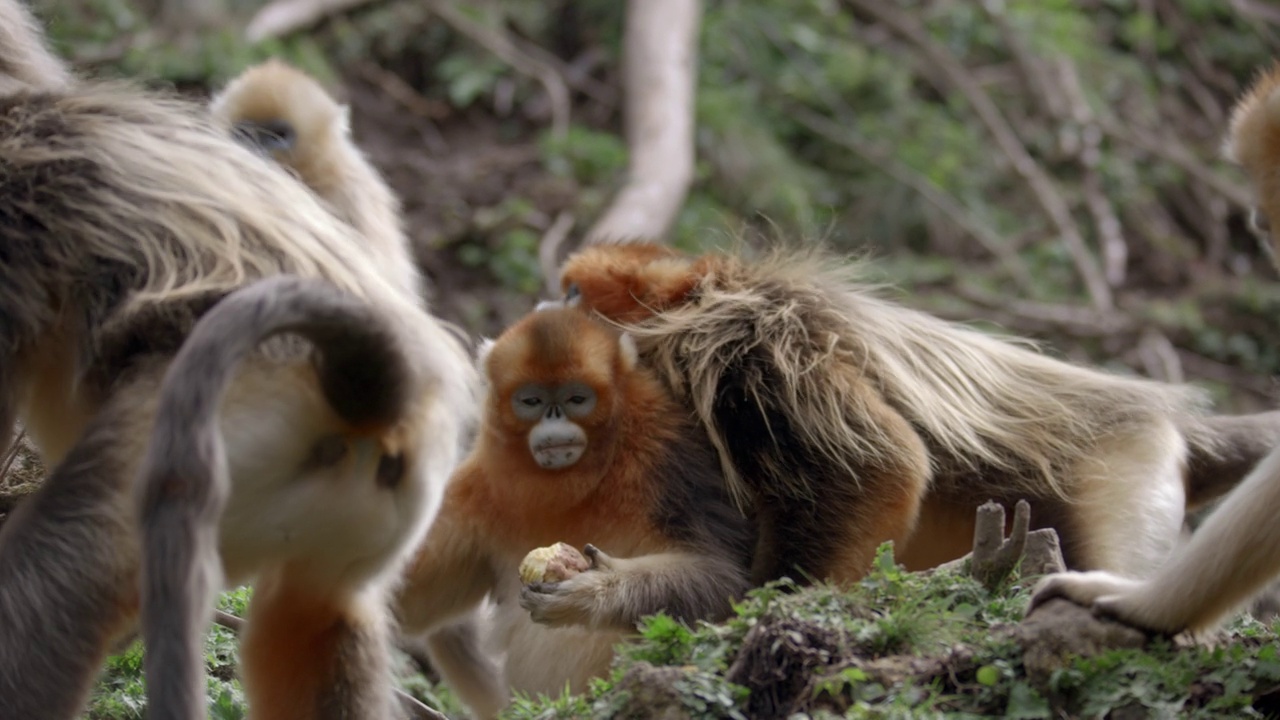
136, 275, 415, 719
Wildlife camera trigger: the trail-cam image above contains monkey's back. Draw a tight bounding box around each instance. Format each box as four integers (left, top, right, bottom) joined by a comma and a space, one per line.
0, 84, 390, 385
616, 245, 1209, 502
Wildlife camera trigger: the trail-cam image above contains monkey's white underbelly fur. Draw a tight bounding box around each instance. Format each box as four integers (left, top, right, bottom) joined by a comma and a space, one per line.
488, 574, 626, 695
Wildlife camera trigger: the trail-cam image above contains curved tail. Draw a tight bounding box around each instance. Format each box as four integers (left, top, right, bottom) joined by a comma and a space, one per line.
136, 275, 414, 720
1184, 410, 1280, 509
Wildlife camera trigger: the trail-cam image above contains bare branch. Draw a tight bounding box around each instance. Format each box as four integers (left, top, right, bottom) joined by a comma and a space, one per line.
244, 0, 374, 42
844, 0, 1114, 312
584, 0, 702, 245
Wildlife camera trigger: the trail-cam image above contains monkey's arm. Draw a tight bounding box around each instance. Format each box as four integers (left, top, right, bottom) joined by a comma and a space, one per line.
1030, 445, 1280, 635
519, 544, 749, 631
396, 497, 498, 634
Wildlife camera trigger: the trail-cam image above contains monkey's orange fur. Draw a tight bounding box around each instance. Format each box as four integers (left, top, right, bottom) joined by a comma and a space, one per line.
564, 242, 712, 323
437, 311, 672, 557
397, 308, 753, 713
240, 571, 377, 720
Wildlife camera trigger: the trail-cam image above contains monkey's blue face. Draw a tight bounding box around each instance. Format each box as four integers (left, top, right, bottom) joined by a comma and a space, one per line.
512, 382, 597, 470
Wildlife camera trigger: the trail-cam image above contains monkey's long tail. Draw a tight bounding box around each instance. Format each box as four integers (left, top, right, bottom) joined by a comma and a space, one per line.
136, 275, 414, 720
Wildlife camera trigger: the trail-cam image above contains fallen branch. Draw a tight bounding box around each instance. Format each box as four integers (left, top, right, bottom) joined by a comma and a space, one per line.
583, 0, 702, 245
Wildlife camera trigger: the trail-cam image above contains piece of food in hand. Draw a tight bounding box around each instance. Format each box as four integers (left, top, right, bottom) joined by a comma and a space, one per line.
519, 542, 590, 584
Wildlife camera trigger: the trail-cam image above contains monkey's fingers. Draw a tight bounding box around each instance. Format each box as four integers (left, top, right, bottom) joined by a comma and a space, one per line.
518, 583, 572, 626
583, 544, 615, 570
1026, 571, 1142, 616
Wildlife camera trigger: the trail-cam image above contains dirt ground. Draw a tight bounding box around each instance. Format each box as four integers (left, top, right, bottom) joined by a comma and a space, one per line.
345, 75, 580, 338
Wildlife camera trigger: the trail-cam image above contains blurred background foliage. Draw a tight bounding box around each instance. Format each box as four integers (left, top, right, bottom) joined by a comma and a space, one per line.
31, 0, 1280, 410
17, 0, 1280, 716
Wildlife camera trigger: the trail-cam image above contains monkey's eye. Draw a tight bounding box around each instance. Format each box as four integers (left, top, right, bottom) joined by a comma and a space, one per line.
512, 384, 552, 420
557, 383, 597, 417
564, 282, 582, 308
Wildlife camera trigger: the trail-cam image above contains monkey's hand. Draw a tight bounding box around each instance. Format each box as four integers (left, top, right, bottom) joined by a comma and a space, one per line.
519, 544, 625, 631
1027, 571, 1179, 634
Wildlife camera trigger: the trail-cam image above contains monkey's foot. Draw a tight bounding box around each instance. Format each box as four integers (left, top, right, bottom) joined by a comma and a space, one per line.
1028, 571, 1183, 635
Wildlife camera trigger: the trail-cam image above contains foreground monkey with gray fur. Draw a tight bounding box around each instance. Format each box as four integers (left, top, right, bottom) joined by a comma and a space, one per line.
210, 55, 508, 705
1030, 62, 1280, 636
138, 276, 418, 718
0, 1, 475, 717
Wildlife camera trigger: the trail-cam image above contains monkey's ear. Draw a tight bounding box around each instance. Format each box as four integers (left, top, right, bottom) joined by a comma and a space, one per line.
618, 334, 638, 370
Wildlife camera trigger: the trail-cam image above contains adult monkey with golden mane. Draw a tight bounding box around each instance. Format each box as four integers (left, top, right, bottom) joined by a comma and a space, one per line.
1030, 62, 1280, 636
0, 2, 475, 718
552, 240, 1280, 586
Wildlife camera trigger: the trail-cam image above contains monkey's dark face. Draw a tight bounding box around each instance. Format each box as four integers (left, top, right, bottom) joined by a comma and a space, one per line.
511, 381, 598, 469
232, 119, 296, 160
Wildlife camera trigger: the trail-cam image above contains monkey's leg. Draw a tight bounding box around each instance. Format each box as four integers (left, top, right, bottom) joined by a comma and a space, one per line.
520, 546, 750, 630
0, 400, 142, 719
1033, 445, 1280, 635
717, 368, 931, 586
239, 569, 398, 720
1064, 420, 1187, 577
754, 468, 927, 587
423, 612, 508, 720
